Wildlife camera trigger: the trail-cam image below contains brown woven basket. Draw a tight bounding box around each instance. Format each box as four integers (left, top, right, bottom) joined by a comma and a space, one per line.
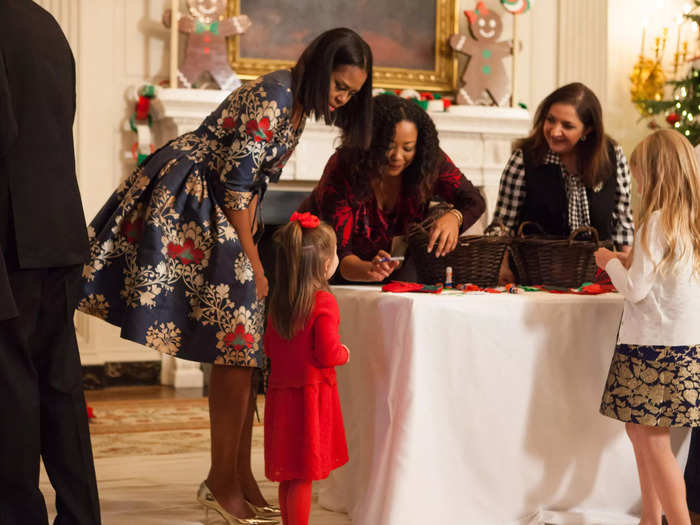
407, 217, 510, 287
509, 221, 612, 288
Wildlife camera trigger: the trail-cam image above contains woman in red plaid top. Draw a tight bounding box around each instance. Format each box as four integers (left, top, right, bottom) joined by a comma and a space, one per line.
299, 94, 485, 282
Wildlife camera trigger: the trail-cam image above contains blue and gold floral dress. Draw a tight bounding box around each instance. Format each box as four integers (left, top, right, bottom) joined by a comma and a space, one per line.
78, 70, 304, 366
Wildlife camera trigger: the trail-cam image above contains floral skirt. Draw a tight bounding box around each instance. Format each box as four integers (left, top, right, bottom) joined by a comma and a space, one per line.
600, 343, 700, 427
78, 141, 265, 366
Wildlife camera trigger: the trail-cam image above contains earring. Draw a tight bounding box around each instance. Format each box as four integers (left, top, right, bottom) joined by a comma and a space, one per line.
580, 135, 587, 142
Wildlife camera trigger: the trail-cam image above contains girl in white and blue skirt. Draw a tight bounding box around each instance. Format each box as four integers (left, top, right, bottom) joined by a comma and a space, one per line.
596, 129, 700, 525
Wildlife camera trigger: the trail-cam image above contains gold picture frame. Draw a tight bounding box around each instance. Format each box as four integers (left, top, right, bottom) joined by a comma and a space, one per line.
226, 0, 458, 92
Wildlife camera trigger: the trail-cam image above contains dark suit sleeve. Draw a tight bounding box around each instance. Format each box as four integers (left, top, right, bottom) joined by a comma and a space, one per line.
0, 49, 18, 158
0, 49, 18, 319
0, 248, 18, 320
70, 51, 77, 125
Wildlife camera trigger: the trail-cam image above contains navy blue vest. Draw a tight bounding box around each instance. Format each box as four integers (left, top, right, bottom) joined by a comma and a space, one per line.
520, 142, 617, 241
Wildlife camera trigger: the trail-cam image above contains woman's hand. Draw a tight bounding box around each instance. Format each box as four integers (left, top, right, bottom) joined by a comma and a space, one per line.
253, 266, 269, 300
497, 252, 516, 285
427, 211, 460, 257
339, 253, 398, 282
594, 247, 616, 270
368, 250, 401, 281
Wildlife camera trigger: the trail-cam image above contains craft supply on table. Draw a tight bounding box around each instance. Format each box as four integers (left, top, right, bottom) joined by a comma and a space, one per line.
381, 281, 443, 294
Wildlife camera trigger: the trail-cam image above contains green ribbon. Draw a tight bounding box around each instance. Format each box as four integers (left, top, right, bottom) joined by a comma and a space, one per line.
139, 84, 156, 98
195, 20, 219, 35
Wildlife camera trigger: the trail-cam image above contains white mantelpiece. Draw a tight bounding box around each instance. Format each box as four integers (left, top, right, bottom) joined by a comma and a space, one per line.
152, 88, 531, 219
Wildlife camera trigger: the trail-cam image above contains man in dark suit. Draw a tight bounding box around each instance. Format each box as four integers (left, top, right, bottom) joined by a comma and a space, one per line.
0, 1, 101, 523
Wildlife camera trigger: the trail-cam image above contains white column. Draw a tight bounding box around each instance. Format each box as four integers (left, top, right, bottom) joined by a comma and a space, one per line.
160, 355, 204, 389
557, 0, 609, 106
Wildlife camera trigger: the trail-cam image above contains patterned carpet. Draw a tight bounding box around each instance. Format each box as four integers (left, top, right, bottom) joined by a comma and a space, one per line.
88, 396, 264, 459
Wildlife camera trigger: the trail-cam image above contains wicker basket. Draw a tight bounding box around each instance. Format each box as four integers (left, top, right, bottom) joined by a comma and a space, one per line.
407, 218, 510, 287
509, 222, 612, 288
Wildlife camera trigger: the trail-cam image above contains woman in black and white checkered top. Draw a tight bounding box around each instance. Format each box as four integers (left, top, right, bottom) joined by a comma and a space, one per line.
488, 82, 634, 284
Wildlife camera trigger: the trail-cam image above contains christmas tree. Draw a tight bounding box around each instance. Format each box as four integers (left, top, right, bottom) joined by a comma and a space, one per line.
634, 1, 700, 145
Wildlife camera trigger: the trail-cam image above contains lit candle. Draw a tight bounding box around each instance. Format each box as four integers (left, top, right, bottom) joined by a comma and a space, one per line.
662, 27, 669, 60
641, 18, 649, 57
170, 0, 179, 88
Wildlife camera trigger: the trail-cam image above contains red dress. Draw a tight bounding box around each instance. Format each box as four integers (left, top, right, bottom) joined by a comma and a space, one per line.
298, 149, 485, 262
264, 290, 350, 481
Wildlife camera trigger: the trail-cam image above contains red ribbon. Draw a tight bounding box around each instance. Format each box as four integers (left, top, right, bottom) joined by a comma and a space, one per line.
290, 211, 320, 229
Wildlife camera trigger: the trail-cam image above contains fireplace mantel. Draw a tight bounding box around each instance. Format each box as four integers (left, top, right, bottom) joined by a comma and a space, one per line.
152, 87, 531, 219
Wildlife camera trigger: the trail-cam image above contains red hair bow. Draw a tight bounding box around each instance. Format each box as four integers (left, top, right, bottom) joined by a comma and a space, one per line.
465, 1, 488, 24
289, 211, 320, 229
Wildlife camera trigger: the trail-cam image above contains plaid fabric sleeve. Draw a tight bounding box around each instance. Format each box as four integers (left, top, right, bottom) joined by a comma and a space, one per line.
611, 144, 635, 248
487, 148, 526, 234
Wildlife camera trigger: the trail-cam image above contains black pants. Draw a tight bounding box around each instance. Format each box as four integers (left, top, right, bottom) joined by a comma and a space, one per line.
0, 266, 100, 525
687, 428, 700, 514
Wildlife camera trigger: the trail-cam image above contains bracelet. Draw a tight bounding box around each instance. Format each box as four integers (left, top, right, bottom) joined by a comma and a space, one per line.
448, 208, 463, 227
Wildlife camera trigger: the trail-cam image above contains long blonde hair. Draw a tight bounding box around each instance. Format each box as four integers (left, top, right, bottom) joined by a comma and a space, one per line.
268, 220, 337, 340
629, 129, 700, 276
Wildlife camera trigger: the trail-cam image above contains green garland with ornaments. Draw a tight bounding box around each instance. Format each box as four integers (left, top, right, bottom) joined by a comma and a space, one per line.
636, 1, 700, 145
638, 70, 700, 145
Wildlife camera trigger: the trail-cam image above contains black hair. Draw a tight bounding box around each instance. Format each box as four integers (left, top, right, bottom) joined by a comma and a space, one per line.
337, 93, 441, 204
291, 28, 373, 149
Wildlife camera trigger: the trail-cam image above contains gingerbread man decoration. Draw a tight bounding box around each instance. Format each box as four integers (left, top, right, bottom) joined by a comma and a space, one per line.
449, 2, 513, 106
163, 0, 251, 90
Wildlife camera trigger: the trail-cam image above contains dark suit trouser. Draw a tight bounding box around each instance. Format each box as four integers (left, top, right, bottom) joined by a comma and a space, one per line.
0, 267, 100, 525
686, 428, 700, 514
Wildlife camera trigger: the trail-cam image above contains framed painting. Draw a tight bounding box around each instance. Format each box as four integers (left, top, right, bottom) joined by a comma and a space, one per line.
226, 0, 459, 92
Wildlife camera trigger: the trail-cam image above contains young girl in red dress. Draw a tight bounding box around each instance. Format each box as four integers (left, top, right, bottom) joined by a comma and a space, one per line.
264, 211, 350, 525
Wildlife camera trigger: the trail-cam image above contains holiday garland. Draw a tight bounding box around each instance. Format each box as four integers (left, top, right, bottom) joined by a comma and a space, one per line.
127, 84, 161, 165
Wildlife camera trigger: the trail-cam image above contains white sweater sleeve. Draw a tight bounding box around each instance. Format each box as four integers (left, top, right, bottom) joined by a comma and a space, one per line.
605, 214, 663, 303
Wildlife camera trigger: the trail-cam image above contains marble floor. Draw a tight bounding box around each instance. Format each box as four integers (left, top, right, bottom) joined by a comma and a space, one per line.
38, 387, 352, 525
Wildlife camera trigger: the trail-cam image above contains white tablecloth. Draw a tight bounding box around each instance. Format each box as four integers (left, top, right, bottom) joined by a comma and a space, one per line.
318, 286, 690, 525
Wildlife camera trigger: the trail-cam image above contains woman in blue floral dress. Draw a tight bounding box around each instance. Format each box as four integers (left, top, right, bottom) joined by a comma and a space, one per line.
78, 28, 373, 523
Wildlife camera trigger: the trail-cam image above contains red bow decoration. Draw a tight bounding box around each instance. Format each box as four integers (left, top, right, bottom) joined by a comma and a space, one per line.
290, 211, 320, 229
465, 1, 488, 24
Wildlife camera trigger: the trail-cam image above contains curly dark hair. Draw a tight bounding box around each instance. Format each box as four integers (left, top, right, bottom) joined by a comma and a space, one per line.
337, 93, 441, 204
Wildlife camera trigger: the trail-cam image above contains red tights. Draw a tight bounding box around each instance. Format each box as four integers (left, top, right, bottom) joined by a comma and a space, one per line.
279, 479, 312, 525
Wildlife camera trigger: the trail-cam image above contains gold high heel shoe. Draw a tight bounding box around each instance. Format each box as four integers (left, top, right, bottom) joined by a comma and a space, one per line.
197, 482, 280, 525
246, 500, 282, 518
